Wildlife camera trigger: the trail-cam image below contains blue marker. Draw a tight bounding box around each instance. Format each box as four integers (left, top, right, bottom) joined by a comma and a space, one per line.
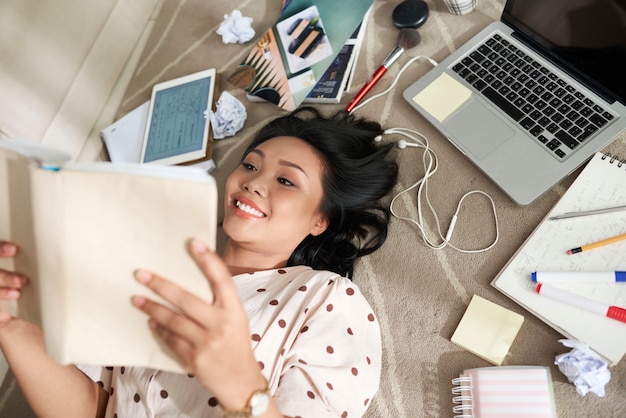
531, 271, 626, 284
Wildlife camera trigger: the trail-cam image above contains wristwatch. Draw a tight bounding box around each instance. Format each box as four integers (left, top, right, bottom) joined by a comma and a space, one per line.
222, 381, 271, 417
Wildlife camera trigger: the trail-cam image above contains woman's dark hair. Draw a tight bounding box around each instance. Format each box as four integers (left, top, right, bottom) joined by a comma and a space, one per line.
242, 107, 398, 279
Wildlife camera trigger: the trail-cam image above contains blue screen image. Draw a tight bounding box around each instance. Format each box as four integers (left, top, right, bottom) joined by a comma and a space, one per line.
144, 77, 212, 162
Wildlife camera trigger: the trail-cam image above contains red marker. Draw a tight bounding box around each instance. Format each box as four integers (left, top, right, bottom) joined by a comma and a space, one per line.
535, 283, 626, 324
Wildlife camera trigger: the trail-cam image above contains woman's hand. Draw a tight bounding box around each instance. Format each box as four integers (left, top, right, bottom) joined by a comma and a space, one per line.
131, 239, 268, 412
0, 241, 29, 326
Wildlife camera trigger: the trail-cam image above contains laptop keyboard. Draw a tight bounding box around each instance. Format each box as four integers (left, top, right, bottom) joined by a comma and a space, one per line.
452, 33, 614, 160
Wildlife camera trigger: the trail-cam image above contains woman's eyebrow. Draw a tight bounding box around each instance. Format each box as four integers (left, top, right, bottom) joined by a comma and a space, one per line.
279, 159, 308, 177
250, 149, 264, 158
250, 148, 308, 178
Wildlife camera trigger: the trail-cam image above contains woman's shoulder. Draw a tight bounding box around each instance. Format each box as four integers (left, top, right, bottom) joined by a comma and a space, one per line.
237, 265, 346, 285
283, 267, 373, 312
277, 266, 359, 291
235, 266, 371, 312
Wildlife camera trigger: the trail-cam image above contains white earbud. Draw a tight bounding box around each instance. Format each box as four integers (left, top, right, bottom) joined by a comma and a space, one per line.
397, 139, 419, 149
375, 129, 396, 143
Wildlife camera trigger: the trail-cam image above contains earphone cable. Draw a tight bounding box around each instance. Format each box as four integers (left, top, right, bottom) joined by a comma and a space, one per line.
349, 55, 438, 113
386, 128, 499, 253
352, 54, 499, 252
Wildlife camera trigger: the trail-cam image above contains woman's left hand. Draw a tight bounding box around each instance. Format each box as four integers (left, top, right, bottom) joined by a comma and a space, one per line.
131, 239, 267, 411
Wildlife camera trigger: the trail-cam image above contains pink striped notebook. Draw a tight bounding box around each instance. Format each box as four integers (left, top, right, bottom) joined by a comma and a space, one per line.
452, 366, 557, 418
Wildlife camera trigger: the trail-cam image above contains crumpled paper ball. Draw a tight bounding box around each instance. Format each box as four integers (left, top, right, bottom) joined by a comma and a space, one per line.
207, 91, 247, 139
216, 10, 255, 44
554, 339, 611, 397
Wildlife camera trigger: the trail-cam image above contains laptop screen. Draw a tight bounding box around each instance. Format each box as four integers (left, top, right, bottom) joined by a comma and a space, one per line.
503, 0, 626, 105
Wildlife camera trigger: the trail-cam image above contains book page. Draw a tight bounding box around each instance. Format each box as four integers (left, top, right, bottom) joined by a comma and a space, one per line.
32, 167, 217, 373
0, 147, 42, 323
492, 152, 626, 364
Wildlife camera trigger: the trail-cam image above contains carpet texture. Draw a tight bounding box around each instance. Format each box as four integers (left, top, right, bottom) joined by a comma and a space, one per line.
114, 0, 626, 417
4, 0, 626, 416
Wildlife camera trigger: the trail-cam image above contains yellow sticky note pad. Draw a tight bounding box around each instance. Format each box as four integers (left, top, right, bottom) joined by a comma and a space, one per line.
412, 73, 472, 122
451, 295, 524, 365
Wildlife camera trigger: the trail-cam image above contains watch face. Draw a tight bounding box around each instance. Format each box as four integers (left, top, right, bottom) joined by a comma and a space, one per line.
250, 390, 271, 417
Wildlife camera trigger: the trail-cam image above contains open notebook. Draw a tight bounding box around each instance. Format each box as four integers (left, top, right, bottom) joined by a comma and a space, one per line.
492, 151, 626, 364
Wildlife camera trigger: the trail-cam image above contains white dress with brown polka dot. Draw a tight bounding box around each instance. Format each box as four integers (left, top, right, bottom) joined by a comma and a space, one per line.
78, 266, 382, 417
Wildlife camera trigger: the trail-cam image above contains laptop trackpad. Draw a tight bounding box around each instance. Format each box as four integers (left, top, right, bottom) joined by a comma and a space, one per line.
443, 99, 515, 160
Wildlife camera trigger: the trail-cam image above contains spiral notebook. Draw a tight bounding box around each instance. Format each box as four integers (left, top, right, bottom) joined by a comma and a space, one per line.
492, 151, 626, 365
452, 366, 557, 418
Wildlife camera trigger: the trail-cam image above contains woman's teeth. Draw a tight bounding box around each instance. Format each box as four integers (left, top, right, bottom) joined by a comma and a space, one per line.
236, 201, 265, 217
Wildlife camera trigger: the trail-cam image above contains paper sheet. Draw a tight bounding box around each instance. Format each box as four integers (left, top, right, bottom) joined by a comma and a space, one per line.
411, 73, 472, 122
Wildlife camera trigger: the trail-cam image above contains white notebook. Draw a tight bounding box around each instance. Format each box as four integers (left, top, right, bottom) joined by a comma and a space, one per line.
100, 101, 150, 164
492, 151, 626, 364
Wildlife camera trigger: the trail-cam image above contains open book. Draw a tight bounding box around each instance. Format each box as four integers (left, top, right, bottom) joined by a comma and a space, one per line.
0, 138, 217, 373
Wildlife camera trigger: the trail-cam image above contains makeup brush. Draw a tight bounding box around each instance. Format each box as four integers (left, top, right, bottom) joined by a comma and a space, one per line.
345, 28, 421, 113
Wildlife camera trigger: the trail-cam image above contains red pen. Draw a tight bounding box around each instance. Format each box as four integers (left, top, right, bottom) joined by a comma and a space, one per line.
535, 283, 626, 324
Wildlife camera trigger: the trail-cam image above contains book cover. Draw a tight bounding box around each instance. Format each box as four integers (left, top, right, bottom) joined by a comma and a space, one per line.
452, 366, 557, 417
304, 8, 370, 104
303, 42, 355, 103
226, 0, 374, 110
0, 138, 217, 373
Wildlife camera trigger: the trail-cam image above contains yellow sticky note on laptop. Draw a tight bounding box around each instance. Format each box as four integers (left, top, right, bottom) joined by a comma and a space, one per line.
412, 73, 472, 122
451, 295, 524, 365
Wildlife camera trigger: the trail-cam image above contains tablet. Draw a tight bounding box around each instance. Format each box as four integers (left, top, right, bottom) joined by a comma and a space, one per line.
140, 68, 216, 165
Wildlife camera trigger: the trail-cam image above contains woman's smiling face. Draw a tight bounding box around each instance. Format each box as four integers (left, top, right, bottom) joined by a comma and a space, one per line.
222, 136, 329, 259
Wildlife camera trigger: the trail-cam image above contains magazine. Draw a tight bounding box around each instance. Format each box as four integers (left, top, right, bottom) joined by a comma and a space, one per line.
226, 0, 373, 110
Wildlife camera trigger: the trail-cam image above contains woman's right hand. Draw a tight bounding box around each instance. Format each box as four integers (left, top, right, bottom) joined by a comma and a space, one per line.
0, 241, 28, 325
0, 242, 103, 418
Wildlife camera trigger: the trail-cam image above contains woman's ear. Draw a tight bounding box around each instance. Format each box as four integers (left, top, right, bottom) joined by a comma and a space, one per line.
310, 214, 329, 237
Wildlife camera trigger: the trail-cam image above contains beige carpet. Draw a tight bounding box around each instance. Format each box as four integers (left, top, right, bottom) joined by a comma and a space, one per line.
3, 0, 626, 416
114, 0, 626, 416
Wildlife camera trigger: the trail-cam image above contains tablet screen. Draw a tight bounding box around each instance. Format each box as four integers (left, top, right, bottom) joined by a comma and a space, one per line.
143, 75, 213, 163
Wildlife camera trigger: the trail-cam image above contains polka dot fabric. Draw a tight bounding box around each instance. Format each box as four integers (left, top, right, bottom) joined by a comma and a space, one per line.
78, 266, 381, 417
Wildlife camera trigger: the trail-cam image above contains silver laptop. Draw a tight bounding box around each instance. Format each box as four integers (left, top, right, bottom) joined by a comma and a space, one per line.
403, 0, 626, 206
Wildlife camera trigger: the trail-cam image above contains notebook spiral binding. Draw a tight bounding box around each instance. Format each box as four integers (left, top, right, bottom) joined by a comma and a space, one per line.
452, 376, 474, 418
601, 151, 626, 169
